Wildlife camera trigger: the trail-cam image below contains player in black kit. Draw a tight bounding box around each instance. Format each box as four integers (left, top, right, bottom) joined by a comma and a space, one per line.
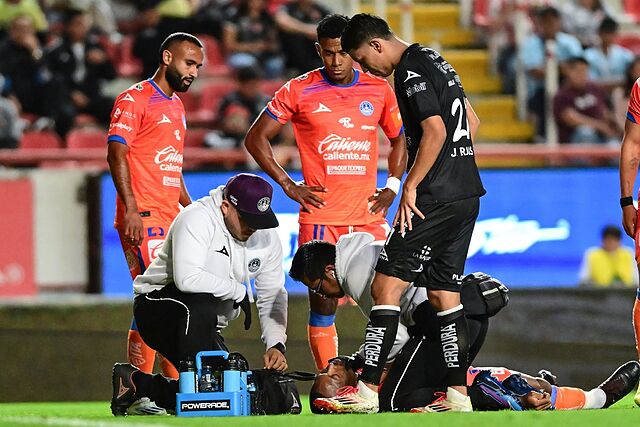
321, 14, 486, 413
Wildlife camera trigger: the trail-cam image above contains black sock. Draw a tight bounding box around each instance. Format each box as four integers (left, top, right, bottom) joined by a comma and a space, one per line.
437, 305, 469, 388
360, 305, 400, 386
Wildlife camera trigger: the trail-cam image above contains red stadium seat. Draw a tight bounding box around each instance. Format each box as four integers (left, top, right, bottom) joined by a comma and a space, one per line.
261, 80, 285, 97
178, 90, 199, 114
74, 114, 98, 127
473, 0, 490, 28
19, 131, 63, 149
66, 129, 105, 149
616, 33, 640, 55
117, 35, 142, 78
190, 81, 236, 125
185, 128, 208, 147
625, 0, 640, 23
196, 35, 231, 77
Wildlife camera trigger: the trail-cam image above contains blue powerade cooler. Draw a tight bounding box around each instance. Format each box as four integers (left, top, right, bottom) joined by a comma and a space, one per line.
176, 350, 253, 417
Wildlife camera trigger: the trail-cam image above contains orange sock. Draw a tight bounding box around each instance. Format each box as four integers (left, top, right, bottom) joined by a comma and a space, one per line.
634, 291, 640, 360
127, 329, 156, 373
552, 386, 586, 410
158, 353, 179, 379
308, 324, 338, 371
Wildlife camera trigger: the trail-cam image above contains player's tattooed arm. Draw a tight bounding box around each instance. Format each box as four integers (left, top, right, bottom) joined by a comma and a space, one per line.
620, 119, 640, 237
107, 142, 144, 246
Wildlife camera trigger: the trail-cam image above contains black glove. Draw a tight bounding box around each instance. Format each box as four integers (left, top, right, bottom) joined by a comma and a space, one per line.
233, 293, 251, 330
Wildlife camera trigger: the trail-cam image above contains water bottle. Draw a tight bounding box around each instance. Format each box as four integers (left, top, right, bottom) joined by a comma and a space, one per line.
200, 365, 214, 392
213, 369, 222, 392
178, 358, 196, 394
223, 357, 241, 392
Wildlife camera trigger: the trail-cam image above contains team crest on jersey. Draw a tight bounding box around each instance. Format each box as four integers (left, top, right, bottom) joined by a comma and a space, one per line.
257, 197, 270, 212
359, 101, 374, 117
297, 72, 309, 81
134, 83, 144, 91
248, 258, 261, 273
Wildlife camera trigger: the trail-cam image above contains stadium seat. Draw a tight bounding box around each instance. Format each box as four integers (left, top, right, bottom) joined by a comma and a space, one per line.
179, 90, 199, 115
616, 34, 640, 55
196, 35, 231, 77
74, 114, 98, 127
185, 128, 208, 147
190, 81, 236, 125
261, 80, 285, 97
19, 131, 63, 149
117, 35, 142, 78
66, 129, 105, 149
473, 0, 490, 28
625, 0, 640, 23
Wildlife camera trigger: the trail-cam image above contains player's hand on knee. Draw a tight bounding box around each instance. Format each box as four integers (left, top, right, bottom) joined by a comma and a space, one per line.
368, 188, 396, 215
124, 210, 144, 246
622, 205, 637, 238
264, 346, 287, 371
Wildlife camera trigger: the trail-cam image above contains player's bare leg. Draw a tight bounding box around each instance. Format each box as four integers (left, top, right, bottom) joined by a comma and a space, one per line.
634, 264, 640, 406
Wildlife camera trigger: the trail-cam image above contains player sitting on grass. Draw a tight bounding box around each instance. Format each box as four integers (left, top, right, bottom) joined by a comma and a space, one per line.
310, 356, 640, 412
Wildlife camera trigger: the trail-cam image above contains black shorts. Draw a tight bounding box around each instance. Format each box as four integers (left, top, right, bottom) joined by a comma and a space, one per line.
375, 197, 479, 292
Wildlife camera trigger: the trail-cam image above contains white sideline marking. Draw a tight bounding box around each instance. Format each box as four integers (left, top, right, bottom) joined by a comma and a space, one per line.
1, 416, 175, 427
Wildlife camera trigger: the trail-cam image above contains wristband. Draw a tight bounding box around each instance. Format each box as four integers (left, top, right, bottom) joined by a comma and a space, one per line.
385, 177, 401, 194
620, 196, 634, 208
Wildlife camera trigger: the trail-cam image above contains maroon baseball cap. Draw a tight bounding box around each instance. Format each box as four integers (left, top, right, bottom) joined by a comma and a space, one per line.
223, 174, 279, 230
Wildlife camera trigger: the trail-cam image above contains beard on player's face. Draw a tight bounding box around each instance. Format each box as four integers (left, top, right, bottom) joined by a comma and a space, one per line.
166, 64, 191, 93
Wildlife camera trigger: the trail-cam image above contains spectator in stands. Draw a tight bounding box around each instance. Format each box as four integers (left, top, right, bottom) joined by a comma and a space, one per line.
0, 0, 48, 35
579, 225, 636, 288
222, 0, 284, 78
613, 57, 640, 130
0, 15, 56, 128
585, 17, 633, 91
46, 8, 116, 136
553, 56, 619, 143
50, 0, 122, 43
560, 0, 612, 48
521, 6, 583, 139
275, 0, 330, 75
133, 1, 221, 79
216, 66, 270, 147
0, 73, 22, 148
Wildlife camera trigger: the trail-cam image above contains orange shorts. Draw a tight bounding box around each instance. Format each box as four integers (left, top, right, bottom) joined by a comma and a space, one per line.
117, 222, 171, 279
298, 219, 390, 246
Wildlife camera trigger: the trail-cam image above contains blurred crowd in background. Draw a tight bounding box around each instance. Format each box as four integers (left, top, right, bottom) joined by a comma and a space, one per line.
0, 0, 639, 150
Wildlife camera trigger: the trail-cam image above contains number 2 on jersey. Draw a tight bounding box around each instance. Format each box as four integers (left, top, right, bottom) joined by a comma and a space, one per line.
451, 98, 470, 143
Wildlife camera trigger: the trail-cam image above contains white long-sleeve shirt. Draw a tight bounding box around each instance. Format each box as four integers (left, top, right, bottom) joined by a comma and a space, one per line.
335, 232, 427, 359
133, 186, 287, 350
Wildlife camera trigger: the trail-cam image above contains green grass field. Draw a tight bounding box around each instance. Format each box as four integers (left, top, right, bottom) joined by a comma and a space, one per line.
0, 394, 638, 427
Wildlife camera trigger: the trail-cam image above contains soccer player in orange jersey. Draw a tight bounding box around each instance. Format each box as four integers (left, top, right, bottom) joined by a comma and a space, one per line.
619, 76, 640, 406
245, 14, 407, 370
107, 33, 203, 382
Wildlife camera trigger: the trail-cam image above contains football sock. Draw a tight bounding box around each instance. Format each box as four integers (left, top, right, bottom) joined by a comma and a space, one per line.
132, 371, 178, 410
158, 353, 179, 380
551, 386, 606, 409
308, 312, 338, 371
360, 305, 401, 386
437, 305, 470, 388
633, 289, 640, 360
128, 329, 156, 374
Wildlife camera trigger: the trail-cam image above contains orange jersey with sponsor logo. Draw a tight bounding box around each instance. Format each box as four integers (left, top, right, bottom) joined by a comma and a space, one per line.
108, 80, 186, 227
266, 68, 403, 225
627, 78, 640, 125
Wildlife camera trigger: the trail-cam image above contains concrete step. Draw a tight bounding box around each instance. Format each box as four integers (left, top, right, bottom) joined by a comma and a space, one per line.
471, 95, 517, 121
414, 28, 477, 48
361, 4, 460, 30
459, 75, 502, 94
476, 121, 535, 142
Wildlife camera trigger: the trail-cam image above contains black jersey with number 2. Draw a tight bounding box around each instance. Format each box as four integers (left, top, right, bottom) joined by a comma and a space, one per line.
394, 44, 486, 204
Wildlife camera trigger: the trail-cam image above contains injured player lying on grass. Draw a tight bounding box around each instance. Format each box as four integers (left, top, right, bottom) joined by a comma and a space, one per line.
290, 232, 640, 413
310, 356, 640, 413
